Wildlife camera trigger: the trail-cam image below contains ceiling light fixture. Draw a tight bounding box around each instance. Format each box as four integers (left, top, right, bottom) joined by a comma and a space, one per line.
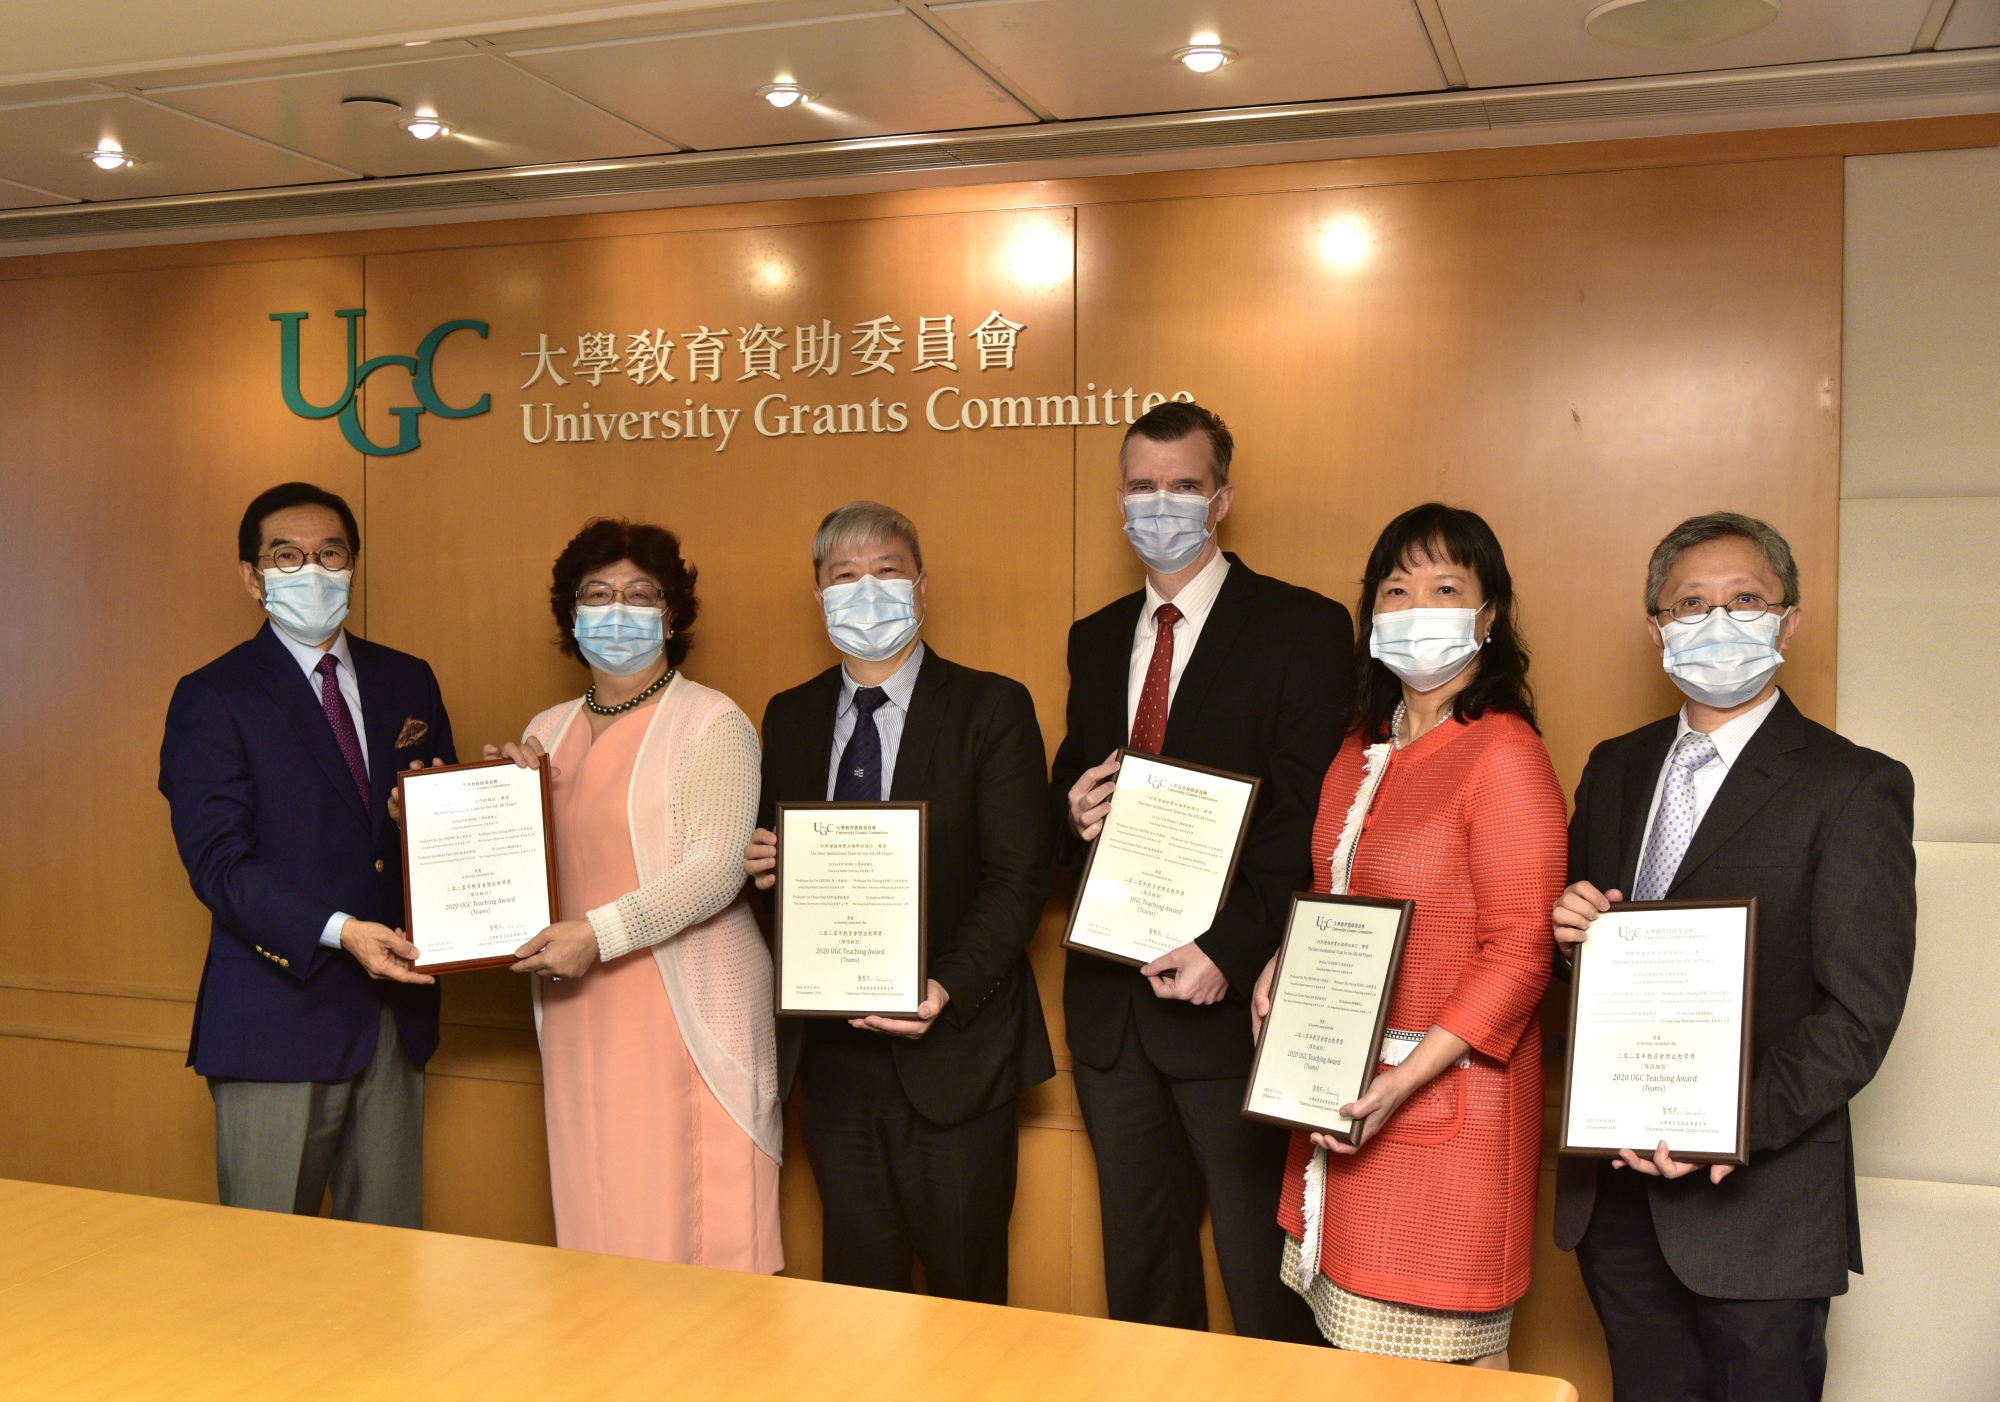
757, 82, 814, 108
341, 95, 402, 113
87, 140, 133, 170
1173, 36, 1236, 74
401, 111, 452, 140
1584, 0, 1779, 50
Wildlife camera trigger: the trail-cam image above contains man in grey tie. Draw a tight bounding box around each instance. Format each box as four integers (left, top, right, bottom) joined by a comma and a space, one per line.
1549, 513, 1915, 1402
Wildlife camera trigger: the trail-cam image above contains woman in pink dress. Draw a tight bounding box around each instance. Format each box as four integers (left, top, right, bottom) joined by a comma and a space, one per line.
488, 518, 781, 1271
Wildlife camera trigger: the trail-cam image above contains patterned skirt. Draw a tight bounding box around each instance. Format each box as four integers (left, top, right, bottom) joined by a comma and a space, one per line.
1281, 1233, 1513, 1363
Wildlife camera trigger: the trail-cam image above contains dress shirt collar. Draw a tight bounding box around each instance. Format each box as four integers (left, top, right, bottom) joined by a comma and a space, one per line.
1141, 550, 1229, 630
838, 640, 925, 718
1674, 686, 1781, 771
270, 620, 353, 680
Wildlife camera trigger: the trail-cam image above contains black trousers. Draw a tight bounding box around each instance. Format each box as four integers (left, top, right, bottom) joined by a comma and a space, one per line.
798, 1026, 1018, 1305
1072, 1016, 1322, 1344
1578, 1163, 1829, 1402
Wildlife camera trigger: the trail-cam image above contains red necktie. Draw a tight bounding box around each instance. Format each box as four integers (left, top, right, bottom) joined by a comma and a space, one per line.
1129, 602, 1183, 754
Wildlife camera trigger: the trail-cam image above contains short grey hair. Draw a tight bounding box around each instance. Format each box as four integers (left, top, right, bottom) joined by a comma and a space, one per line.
811, 500, 923, 579
1644, 511, 1800, 615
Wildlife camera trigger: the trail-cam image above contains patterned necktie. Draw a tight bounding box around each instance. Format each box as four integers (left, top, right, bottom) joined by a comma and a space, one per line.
833, 687, 890, 801
1129, 602, 1183, 754
316, 652, 371, 812
1633, 731, 1719, 900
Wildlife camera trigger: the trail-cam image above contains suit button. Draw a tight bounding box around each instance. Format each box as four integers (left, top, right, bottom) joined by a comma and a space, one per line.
375, 859, 386, 873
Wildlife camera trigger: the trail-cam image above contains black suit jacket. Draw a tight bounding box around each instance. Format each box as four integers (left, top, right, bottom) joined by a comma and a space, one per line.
758, 648, 1055, 1126
1554, 692, 1916, 1299
1049, 554, 1353, 1081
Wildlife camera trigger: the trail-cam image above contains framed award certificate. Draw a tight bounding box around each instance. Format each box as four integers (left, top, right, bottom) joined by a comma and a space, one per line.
1062, 750, 1261, 967
397, 759, 559, 975
774, 802, 927, 1018
1242, 894, 1413, 1142
1558, 898, 1758, 1167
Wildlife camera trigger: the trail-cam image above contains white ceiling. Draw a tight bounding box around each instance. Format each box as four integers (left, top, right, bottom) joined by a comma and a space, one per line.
0, 0, 1992, 224
931, 0, 1446, 120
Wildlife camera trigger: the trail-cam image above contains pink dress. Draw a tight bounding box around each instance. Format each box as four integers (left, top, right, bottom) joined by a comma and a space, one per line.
538, 704, 782, 1270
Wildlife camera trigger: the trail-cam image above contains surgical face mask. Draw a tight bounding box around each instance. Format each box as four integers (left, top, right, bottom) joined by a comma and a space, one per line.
1122, 490, 1215, 574
1659, 608, 1786, 709
1369, 607, 1483, 692
573, 604, 666, 676
822, 574, 920, 663
261, 564, 352, 645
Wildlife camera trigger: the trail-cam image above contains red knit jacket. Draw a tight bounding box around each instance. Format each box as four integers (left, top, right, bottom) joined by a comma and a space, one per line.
1277, 710, 1567, 1312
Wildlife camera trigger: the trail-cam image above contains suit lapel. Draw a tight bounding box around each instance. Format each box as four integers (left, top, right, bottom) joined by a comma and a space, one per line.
1615, 720, 1679, 894
245, 623, 371, 829
1161, 554, 1253, 756
796, 666, 843, 800
890, 649, 950, 801
1667, 694, 1809, 895
348, 636, 403, 838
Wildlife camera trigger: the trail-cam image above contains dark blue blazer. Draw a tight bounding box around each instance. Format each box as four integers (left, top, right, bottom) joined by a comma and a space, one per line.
159, 622, 455, 1082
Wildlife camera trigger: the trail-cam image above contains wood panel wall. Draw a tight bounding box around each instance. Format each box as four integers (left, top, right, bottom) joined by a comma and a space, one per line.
4, 116, 1917, 1401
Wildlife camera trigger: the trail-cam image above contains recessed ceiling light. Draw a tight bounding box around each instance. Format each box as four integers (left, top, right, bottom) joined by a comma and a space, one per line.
1172, 37, 1236, 74
401, 111, 452, 140
1584, 0, 1779, 50
341, 95, 402, 113
87, 140, 133, 170
757, 82, 814, 108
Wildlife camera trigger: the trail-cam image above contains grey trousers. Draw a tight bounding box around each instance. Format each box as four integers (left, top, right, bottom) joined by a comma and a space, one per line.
207, 1004, 424, 1228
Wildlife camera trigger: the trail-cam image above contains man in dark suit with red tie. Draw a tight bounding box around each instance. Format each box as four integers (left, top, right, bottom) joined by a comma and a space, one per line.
160, 482, 454, 1226
744, 501, 1053, 1303
1552, 512, 1915, 1402
1050, 402, 1352, 1341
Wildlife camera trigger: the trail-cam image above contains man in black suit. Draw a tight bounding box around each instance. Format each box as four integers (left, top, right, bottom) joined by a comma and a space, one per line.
744, 501, 1053, 1304
1050, 402, 1351, 1341
1553, 512, 1916, 1402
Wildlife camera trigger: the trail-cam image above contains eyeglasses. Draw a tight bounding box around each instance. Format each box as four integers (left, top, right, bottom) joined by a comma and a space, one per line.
576, 582, 666, 610
260, 544, 353, 573
1655, 594, 1790, 624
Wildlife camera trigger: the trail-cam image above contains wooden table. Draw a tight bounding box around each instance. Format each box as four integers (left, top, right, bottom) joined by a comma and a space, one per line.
0, 1179, 1578, 1400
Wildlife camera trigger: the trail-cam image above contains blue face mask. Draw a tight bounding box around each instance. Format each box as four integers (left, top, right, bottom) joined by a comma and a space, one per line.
573, 604, 666, 676
821, 575, 921, 662
1122, 490, 1215, 573
262, 565, 352, 645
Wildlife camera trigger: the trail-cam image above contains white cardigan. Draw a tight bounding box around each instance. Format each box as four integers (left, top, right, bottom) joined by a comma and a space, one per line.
526, 674, 781, 1162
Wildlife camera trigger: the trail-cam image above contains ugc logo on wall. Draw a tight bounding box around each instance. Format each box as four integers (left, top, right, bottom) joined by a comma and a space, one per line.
272, 309, 490, 457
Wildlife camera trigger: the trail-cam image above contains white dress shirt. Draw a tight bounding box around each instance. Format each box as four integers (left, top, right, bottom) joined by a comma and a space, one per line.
270, 624, 370, 950
1632, 687, 1782, 882
826, 642, 925, 801
1126, 551, 1230, 737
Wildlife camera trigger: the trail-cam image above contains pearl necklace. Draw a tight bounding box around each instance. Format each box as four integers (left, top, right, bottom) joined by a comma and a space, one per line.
1391, 698, 1456, 750
584, 667, 675, 716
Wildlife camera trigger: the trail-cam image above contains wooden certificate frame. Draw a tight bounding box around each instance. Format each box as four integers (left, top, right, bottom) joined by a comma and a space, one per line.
397, 757, 559, 976
774, 800, 929, 1019
1557, 896, 1759, 1168
1061, 748, 1263, 968
1241, 892, 1414, 1144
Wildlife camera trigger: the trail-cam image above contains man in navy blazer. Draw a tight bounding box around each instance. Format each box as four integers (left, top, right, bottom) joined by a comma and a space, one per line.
160, 482, 454, 1226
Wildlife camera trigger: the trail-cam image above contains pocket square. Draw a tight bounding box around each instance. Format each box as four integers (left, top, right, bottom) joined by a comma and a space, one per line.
394, 717, 430, 749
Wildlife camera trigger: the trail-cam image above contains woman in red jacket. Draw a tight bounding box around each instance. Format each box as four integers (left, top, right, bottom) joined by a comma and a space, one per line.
1252, 503, 1567, 1368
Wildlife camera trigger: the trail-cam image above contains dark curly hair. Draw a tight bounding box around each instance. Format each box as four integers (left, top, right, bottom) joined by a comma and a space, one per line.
1352, 502, 1537, 743
548, 518, 698, 668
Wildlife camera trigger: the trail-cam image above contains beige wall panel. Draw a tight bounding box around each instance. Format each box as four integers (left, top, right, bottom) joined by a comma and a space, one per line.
1825, 1176, 2000, 1402
1842, 147, 2000, 500
1850, 841, 2000, 1187
1837, 497, 2000, 842
1076, 159, 1844, 796
0, 258, 365, 995
353, 209, 1075, 771
0, 1038, 213, 1202
1009, 1125, 1074, 1311
423, 1069, 557, 1245
778, 1093, 823, 1281
1514, 1170, 1613, 1402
